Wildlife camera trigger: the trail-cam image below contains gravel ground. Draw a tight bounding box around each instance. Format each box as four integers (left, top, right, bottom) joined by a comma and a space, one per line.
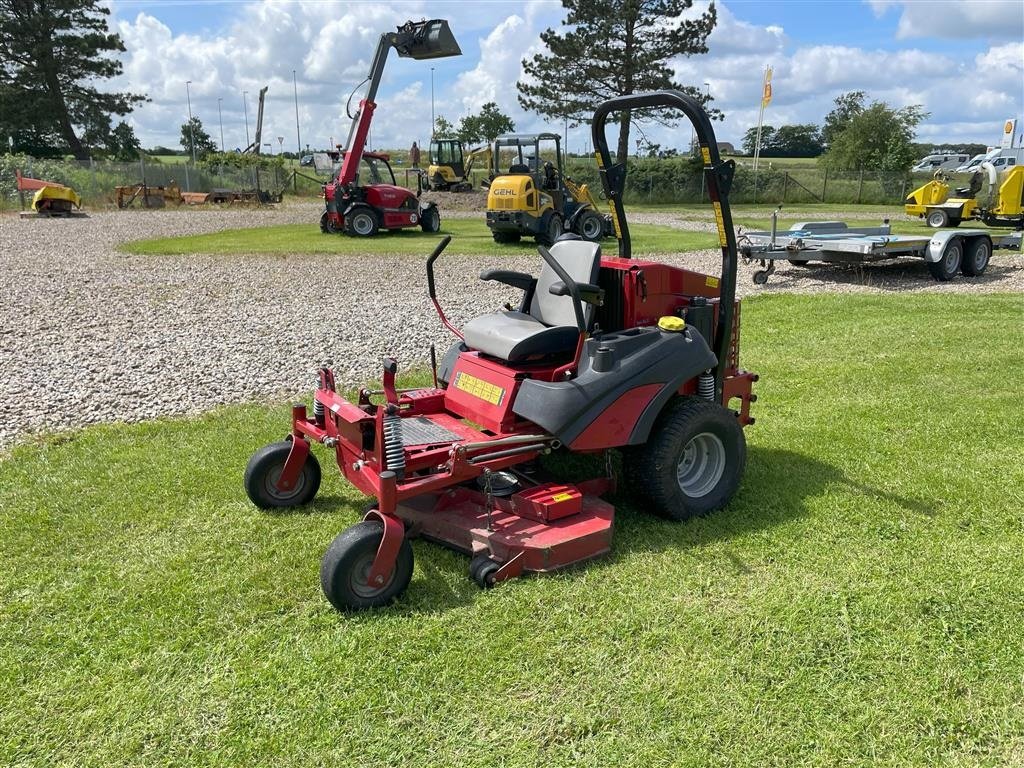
1, 201, 1022, 450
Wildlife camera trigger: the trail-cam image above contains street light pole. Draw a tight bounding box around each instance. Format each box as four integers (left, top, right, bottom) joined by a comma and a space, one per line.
185, 80, 196, 164
243, 91, 250, 148
293, 69, 302, 158
217, 97, 225, 152
430, 67, 435, 137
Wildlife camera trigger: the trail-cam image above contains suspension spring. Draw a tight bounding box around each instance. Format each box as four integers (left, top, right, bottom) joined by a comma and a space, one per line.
382, 408, 406, 478
312, 397, 325, 423
698, 371, 715, 401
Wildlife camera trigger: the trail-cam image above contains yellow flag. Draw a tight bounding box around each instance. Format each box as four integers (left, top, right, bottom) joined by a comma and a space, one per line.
761, 66, 773, 108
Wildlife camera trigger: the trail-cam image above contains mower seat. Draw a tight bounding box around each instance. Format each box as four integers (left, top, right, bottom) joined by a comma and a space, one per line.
463, 240, 601, 362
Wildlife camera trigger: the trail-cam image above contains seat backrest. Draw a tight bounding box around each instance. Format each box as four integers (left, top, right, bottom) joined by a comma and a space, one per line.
529, 240, 601, 328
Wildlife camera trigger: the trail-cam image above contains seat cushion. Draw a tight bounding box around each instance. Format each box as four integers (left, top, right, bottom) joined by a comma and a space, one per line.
463, 311, 580, 362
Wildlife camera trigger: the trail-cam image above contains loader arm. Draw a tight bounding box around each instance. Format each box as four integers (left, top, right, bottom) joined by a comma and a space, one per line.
338, 19, 461, 187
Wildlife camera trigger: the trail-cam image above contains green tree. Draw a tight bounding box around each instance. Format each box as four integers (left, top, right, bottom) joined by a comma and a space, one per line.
771, 124, 823, 157
0, 0, 147, 160
180, 117, 218, 159
432, 115, 456, 138
821, 91, 865, 148
821, 100, 928, 172
742, 125, 776, 156
517, 0, 718, 164
108, 121, 141, 161
457, 102, 515, 145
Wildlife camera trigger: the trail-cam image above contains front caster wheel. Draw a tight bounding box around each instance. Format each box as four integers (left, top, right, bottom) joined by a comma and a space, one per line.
320, 520, 414, 611
752, 269, 770, 285
469, 554, 499, 589
244, 441, 321, 509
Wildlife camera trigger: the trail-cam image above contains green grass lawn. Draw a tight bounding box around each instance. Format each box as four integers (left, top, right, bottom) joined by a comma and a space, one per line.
3, 293, 1024, 767
122, 218, 717, 257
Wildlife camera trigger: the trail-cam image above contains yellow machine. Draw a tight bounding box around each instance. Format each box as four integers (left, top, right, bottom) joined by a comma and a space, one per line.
15, 170, 82, 216
425, 139, 491, 191
904, 171, 953, 218
916, 163, 1024, 229
485, 132, 610, 245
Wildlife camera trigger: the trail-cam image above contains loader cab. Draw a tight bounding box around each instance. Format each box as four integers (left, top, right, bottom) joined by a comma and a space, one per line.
334, 152, 398, 186
429, 139, 465, 179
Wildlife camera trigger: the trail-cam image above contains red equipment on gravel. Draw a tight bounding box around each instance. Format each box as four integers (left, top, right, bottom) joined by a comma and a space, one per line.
319, 19, 460, 237
247, 91, 759, 611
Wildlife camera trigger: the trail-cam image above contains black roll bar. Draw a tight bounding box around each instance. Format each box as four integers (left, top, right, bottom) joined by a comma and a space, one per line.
591, 90, 738, 399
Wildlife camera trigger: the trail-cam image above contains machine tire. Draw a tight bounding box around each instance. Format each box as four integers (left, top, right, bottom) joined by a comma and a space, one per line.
575, 210, 605, 242
630, 397, 746, 521
927, 238, 963, 281
788, 259, 810, 266
492, 231, 522, 244
345, 207, 379, 237
538, 213, 563, 246
752, 270, 770, 285
320, 520, 414, 611
469, 554, 499, 589
961, 237, 991, 277
420, 206, 441, 233
244, 441, 321, 509
926, 209, 950, 228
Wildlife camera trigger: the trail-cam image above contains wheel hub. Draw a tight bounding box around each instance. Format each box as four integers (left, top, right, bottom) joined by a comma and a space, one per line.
676, 432, 726, 498
265, 463, 304, 500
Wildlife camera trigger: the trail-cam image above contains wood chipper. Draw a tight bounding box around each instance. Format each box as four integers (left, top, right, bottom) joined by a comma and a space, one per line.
15, 170, 83, 217
247, 90, 759, 611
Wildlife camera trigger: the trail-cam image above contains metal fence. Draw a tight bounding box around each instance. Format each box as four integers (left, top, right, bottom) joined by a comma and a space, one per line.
1, 155, 315, 209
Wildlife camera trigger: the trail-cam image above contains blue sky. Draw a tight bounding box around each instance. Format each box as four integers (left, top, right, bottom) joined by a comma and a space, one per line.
104, 0, 1024, 154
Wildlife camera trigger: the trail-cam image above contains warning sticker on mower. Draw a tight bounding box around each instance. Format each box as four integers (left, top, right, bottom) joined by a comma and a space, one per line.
454, 372, 505, 406
712, 202, 728, 247
551, 491, 575, 503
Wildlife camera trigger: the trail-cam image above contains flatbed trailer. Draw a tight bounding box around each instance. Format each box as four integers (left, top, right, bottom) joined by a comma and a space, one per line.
739, 216, 1022, 284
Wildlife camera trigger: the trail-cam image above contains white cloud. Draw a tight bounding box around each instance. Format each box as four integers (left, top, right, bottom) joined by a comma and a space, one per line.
867, 0, 1024, 40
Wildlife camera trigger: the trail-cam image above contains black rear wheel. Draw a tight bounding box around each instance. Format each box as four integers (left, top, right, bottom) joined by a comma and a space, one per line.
320, 520, 414, 611
926, 209, 950, 228
626, 397, 746, 521
244, 441, 321, 509
492, 231, 521, 244
538, 213, 563, 246
576, 210, 605, 241
420, 206, 441, 233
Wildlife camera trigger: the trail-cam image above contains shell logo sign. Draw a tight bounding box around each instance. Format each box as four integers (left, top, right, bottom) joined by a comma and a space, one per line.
1001, 118, 1017, 149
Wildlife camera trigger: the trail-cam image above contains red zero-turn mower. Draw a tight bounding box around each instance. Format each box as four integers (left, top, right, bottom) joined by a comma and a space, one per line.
319, 19, 461, 237
245, 91, 759, 611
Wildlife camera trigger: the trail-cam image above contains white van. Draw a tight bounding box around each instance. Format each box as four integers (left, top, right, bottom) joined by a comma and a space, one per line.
955, 153, 990, 173
958, 147, 1023, 175
912, 153, 971, 173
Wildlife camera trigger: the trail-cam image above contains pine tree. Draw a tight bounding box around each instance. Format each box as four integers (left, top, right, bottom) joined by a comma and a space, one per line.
0, 0, 147, 159
517, 0, 717, 163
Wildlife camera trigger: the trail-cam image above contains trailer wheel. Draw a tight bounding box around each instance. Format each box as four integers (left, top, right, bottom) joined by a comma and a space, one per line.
244, 441, 321, 509
420, 206, 441, 233
927, 238, 963, 281
320, 520, 413, 611
492, 231, 521, 244
961, 237, 991, 276
630, 398, 746, 521
788, 259, 810, 266
576, 210, 605, 242
346, 207, 379, 237
752, 269, 770, 285
926, 209, 950, 228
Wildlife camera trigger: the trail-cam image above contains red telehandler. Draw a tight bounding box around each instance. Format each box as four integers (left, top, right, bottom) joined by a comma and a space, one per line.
320, 19, 461, 237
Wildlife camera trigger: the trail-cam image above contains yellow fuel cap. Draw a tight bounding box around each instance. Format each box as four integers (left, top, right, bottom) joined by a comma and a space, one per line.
658, 316, 686, 332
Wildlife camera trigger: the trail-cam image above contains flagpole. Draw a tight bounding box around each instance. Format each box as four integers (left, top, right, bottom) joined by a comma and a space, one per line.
753, 65, 771, 173
753, 98, 766, 173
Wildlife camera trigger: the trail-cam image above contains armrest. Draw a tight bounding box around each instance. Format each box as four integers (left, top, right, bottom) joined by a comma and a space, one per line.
479, 269, 536, 292
548, 280, 605, 306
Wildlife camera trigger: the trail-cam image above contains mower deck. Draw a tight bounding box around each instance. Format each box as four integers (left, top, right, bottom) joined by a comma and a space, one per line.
401, 483, 615, 581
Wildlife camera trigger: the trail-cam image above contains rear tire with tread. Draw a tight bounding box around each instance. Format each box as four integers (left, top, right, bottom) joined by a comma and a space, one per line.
345, 207, 379, 237
576, 210, 605, 242
492, 231, 521, 244
926, 209, 950, 228
420, 206, 441, 233
627, 397, 746, 521
927, 238, 963, 281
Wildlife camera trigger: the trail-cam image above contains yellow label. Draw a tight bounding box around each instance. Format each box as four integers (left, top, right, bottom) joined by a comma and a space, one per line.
594, 151, 604, 169
551, 491, 574, 503
607, 201, 622, 238
706, 275, 720, 288
454, 372, 505, 406
700, 146, 711, 165
712, 201, 728, 247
